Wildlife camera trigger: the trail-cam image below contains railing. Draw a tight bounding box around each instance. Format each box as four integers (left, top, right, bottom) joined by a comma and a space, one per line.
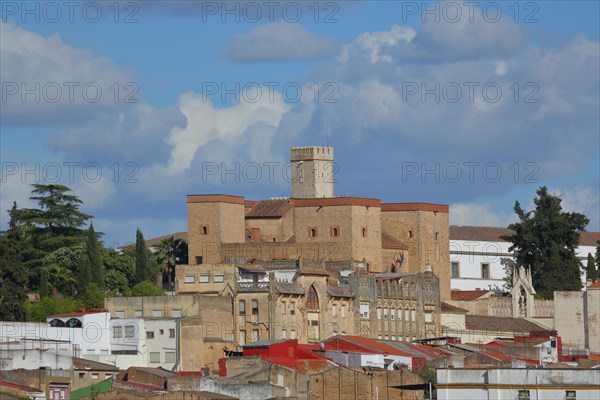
236, 282, 269, 292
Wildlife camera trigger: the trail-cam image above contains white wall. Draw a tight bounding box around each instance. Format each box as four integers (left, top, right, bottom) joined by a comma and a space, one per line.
1, 314, 111, 357
437, 368, 600, 400
0, 340, 73, 370
450, 240, 595, 291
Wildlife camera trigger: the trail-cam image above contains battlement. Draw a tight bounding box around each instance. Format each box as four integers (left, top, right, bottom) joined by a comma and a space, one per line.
290, 146, 334, 161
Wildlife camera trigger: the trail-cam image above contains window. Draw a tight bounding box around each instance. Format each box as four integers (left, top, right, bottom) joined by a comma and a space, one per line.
169, 329, 175, 338
146, 331, 154, 339
397, 309, 402, 321
78, 373, 85, 379
309, 227, 318, 237
481, 263, 490, 279
252, 329, 259, 342
330, 227, 339, 237
377, 308, 381, 320
281, 329, 287, 339
252, 299, 259, 315
359, 304, 370, 319
411, 310, 416, 321
201, 225, 209, 235
239, 300, 246, 315
290, 302, 295, 315
566, 390, 576, 399
362, 227, 367, 237
307, 285, 319, 310
199, 274, 210, 283
214, 274, 224, 283
405, 310, 410, 321
149, 352, 160, 363
239, 330, 246, 346
134, 310, 142, 317
281, 302, 286, 315
184, 275, 195, 283
195, 256, 203, 265
113, 325, 123, 339
165, 352, 176, 363
408, 230, 413, 238
517, 390, 530, 400
115, 311, 125, 318
384, 308, 388, 320
435, 232, 439, 240
290, 329, 296, 339
152, 310, 163, 317
159, 329, 164, 335
341, 305, 346, 318
92, 373, 99, 380
331, 304, 337, 317
390, 310, 394, 320
451, 262, 460, 278
125, 325, 135, 338
299, 167, 304, 183
425, 313, 432, 323
172, 309, 181, 318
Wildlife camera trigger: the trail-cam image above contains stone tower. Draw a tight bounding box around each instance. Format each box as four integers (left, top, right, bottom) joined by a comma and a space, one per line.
290, 146, 334, 198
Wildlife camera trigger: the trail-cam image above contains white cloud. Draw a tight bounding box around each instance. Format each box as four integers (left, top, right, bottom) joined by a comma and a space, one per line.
450, 202, 517, 227
225, 22, 339, 62
552, 183, 600, 231
165, 89, 292, 174
338, 24, 416, 64
0, 21, 135, 125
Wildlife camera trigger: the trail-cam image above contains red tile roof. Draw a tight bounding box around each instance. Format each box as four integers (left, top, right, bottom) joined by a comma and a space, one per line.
381, 233, 409, 250
246, 199, 294, 218
450, 225, 599, 246
482, 350, 512, 361
450, 290, 491, 301
120, 381, 164, 391
0, 381, 43, 393
441, 301, 469, 314
340, 336, 413, 357
587, 281, 600, 289
580, 232, 600, 246
48, 308, 108, 318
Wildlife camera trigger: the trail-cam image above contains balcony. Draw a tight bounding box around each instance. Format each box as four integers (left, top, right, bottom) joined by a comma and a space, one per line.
236, 282, 269, 292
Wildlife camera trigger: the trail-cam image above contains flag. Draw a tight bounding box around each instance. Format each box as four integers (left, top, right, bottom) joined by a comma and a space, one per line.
398, 251, 405, 269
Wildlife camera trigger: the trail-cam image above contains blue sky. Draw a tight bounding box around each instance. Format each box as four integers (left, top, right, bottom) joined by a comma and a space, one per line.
1, 0, 599, 247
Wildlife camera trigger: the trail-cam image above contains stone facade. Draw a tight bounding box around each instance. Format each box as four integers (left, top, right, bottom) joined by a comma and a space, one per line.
186, 147, 450, 299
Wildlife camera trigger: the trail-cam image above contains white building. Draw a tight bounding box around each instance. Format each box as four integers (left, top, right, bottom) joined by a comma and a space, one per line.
449, 226, 599, 292
437, 368, 600, 400
0, 309, 111, 360
91, 317, 179, 371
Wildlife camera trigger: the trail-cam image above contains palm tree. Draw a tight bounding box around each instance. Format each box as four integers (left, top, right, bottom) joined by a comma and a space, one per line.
154, 236, 188, 290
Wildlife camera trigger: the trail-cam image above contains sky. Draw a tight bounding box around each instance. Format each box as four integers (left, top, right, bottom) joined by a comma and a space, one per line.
1, 0, 599, 248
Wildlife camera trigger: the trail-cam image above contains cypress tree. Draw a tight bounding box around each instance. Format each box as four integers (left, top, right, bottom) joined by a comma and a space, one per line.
135, 229, 149, 283
86, 223, 104, 287
587, 253, 598, 283
39, 268, 49, 298
0, 202, 28, 321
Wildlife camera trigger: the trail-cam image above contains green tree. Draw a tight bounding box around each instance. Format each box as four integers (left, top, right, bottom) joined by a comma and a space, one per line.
135, 229, 149, 283
43, 243, 88, 297
502, 187, 589, 299
39, 267, 49, 298
127, 281, 165, 297
0, 202, 28, 321
587, 253, 598, 283
83, 283, 105, 309
25, 296, 83, 322
86, 223, 104, 288
18, 184, 91, 289
103, 247, 135, 293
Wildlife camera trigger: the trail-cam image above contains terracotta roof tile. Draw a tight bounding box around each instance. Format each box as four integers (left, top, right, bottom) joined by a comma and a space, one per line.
441, 301, 469, 314
587, 281, 600, 289
381, 233, 409, 250
450, 225, 513, 242
450, 290, 491, 301
580, 232, 600, 246
465, 315, 548, 333
246, 199, 293, 218
0, 381, 43, 393
481, 350, 512, 361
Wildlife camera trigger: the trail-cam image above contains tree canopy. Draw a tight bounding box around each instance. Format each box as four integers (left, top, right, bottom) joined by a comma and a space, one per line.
502, 186, 589, 299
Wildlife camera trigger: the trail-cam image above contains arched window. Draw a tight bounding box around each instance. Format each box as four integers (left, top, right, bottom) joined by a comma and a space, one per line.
306, 285, 319, 310
49, 319, 65, 327
66, 318, 82, 328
